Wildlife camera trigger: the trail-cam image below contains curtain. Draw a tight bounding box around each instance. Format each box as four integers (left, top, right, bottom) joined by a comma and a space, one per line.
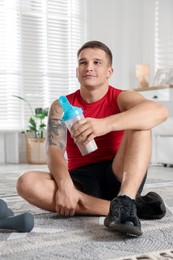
0, 0, 86, 131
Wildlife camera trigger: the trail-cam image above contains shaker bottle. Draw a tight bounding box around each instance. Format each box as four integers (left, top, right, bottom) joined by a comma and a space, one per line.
58, 96, 98, 156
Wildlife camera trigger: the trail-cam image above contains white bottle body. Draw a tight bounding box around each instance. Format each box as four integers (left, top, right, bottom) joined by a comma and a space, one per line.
64, 114, 98, 156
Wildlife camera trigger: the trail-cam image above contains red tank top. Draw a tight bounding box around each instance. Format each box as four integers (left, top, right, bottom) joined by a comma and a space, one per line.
66, 86, 124, 169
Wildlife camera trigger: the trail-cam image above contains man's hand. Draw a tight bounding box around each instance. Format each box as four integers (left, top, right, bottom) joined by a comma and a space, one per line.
71, 117, 109, 144
55, 180, 87, 216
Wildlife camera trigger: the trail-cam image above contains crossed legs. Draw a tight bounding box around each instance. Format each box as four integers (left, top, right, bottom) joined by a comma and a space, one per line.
16, 129, 152, 216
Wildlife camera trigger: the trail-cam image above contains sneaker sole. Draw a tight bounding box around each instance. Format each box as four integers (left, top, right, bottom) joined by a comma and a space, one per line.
109, 221, 142, 236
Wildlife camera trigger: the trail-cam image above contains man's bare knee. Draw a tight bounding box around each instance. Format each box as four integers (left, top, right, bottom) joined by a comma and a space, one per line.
16, 171, 35, 198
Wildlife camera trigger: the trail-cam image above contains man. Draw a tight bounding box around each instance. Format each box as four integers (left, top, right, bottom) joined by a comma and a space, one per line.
16, 41, 168, 236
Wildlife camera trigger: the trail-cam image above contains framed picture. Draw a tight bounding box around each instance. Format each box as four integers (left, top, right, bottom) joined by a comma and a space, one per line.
153, 69, 173, 86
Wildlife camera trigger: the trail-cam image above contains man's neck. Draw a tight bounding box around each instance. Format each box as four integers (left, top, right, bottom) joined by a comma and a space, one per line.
80, 84, 109, 103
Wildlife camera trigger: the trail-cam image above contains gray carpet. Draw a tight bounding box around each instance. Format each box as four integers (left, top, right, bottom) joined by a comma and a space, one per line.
1, 165, 173, 259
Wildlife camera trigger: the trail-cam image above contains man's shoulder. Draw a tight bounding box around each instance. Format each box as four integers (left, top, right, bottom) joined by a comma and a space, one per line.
108, 85, 124, 96
66, 89, 80, 99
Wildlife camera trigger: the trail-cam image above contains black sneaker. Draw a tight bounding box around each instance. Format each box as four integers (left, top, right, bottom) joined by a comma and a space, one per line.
104, 195, 142, 236
136, 192, 166, 219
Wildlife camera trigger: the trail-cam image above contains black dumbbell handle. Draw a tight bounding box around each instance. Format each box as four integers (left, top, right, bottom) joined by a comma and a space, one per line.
0, 212, 34, 232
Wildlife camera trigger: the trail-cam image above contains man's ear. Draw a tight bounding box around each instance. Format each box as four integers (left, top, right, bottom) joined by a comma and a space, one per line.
107, 67, 114, 78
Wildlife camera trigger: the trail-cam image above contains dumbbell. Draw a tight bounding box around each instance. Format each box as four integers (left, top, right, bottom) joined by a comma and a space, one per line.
0, 199, 14, 218
0, 212, 34, 232
0, 199, 34, 232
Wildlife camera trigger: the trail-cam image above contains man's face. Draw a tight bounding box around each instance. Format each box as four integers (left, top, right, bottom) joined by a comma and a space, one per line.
76, 48, 113, 89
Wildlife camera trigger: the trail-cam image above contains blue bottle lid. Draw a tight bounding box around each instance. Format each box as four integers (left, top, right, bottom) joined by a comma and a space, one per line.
58, 96, 83, 121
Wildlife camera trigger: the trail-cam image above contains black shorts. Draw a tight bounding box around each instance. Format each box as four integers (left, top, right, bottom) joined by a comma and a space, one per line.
69, 160, 121, 200
69, 160, 146, 201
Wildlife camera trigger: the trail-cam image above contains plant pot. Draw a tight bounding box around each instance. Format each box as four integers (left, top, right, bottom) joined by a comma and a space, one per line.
26, 138, 46, 164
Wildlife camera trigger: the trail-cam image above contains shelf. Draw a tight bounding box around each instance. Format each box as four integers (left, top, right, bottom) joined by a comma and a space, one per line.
134, 85, 173, 91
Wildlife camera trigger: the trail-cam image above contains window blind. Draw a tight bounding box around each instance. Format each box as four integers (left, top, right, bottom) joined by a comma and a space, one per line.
155, 0, 173, 70
0, 0, 86, 131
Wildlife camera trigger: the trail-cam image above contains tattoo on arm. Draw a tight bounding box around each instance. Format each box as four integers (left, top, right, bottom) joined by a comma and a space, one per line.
46, 101, 67, 152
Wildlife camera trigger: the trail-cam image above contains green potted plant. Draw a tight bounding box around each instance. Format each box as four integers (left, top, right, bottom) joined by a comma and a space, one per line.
13, 95, 49, 164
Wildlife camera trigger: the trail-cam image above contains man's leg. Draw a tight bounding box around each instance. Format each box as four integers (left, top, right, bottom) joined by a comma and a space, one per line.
16, 171, 110, 215
112, 129, 151, 198
104, 129, 166, 236
104, 129, 152, 236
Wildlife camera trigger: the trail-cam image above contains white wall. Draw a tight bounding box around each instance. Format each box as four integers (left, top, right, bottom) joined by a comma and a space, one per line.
86, 0, 156, 89
0, 132, 26, 164
0, 134, 5, 163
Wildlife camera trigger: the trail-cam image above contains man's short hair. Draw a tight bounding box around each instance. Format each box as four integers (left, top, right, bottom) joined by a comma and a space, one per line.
77, 41, 113, 66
